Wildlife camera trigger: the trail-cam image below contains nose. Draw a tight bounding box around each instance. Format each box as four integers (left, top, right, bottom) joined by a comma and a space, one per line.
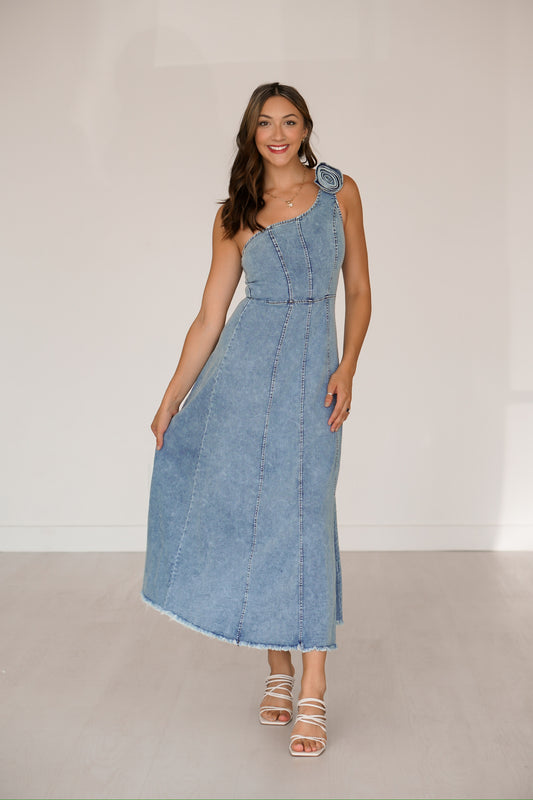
269, 122, 285, 141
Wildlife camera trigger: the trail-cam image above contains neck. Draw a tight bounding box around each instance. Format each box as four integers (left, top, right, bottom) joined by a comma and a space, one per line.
263, 158, 308, 190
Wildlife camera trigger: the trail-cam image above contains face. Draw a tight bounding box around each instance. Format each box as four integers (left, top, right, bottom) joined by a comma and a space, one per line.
254, 95, 308, 166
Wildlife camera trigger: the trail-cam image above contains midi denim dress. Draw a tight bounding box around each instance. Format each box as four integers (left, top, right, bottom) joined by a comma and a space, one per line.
141, 163, 345, 651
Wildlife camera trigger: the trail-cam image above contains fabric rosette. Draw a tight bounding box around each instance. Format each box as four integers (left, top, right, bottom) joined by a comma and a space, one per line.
314, 162, 343, 193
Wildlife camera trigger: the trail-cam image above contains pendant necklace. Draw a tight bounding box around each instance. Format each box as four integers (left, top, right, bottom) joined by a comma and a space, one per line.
264, 165, 307, 208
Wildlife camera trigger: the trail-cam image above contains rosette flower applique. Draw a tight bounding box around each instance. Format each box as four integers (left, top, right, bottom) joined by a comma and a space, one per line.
314, 162, 344, 193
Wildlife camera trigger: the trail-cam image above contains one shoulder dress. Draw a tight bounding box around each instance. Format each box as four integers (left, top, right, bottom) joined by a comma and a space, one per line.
141, 162, 345, 651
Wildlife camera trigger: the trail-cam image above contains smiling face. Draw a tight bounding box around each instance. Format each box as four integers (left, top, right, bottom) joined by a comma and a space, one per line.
254, 95, 308, 167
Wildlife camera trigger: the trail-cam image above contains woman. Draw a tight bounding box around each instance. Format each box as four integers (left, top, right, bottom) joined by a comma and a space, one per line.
141, 82, 371, 757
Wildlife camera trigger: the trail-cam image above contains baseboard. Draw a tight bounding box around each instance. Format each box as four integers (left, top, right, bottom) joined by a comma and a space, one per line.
338, 524, 533, 550
0, 526, 147, 552
1, 524, 532, 551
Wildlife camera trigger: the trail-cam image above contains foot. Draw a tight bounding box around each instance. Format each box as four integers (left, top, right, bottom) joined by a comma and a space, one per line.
259, 665, 295, 724
290, 689, 327, 754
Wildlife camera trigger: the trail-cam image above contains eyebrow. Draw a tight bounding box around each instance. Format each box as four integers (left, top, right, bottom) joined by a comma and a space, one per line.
258, 113, 298, 118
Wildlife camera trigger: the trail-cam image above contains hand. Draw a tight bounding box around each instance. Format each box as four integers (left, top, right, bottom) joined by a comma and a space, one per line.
151, 400, 180, 450
324, 367, 353, 432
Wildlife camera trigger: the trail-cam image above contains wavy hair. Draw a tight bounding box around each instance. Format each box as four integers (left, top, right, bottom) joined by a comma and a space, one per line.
220, 82, 318, 239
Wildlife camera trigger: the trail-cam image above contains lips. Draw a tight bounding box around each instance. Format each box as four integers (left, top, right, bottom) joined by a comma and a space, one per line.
267, 145, 289, 153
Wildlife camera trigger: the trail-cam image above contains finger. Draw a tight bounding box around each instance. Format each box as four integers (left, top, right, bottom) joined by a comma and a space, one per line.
151, 424, 164, 451
324, 389, 336, 407
331, 409, 350, 432
329, 403, 351, 431
327, 395, 350, 426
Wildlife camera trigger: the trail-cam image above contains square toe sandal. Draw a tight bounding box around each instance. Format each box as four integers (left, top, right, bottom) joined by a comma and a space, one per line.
258, 673, 295, 726
289, 697, 327, 756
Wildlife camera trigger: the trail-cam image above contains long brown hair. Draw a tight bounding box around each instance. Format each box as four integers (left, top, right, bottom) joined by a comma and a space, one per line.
220, 82, 318, 239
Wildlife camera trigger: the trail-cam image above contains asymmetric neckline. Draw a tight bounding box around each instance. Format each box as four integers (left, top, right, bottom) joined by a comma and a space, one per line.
241, 182, 322, 259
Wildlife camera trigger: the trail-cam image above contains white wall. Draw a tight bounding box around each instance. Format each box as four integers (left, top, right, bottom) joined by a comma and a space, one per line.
1, 0, 532, 551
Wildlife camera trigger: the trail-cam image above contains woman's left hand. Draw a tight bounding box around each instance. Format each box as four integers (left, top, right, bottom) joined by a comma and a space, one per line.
324, 366, 353, 432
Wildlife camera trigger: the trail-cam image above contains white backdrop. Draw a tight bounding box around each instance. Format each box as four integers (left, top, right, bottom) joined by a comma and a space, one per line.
1, 0, 532, 551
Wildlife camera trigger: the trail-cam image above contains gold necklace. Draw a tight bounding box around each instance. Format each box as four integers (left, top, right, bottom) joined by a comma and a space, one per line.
264, 165, 307, 208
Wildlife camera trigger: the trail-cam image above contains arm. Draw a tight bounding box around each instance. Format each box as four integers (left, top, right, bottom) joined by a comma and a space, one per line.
151, 206, 243, 449
325, 175, 372, 432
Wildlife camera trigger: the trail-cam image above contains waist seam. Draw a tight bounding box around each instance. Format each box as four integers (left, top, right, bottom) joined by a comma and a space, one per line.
245, 292, 336, 305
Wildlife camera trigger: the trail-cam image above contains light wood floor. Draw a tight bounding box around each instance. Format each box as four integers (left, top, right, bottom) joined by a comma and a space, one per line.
1, 552, 532, 800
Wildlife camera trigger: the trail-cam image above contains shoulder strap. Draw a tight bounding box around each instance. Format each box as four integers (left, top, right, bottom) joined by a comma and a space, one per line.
314, 162, 344, 193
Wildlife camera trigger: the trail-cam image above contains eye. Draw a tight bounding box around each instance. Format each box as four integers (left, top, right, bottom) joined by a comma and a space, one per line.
258, 120, 269, 127
285, 120, 297, 126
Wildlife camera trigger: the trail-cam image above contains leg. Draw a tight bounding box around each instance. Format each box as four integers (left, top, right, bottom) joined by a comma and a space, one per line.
290, 651, 327, 753
259, 649, 295, 723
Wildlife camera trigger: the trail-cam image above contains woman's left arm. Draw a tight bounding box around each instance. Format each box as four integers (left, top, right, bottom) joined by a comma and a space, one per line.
325, 175, 372, 432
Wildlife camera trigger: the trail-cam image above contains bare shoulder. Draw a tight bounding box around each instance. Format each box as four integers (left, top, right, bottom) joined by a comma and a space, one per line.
336, 173, 363, 223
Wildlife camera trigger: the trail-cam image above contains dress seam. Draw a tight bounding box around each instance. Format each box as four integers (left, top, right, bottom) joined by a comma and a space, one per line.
268, 229, 293, 301
298, 302, 312, 646
297, 217, 314, 646
235, 302, 294, 643
162, 298, 252, 606
296, 218, 313, 299
328, 197, 340, 296
326, 298, 331, 378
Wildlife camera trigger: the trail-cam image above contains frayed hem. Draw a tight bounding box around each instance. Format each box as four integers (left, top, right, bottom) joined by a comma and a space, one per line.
140, 591, 338, 652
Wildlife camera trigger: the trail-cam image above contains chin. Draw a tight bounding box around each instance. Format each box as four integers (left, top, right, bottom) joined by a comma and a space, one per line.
262, 149, 296, 163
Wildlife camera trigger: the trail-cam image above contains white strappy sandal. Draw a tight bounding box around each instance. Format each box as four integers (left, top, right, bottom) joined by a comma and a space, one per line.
258, 673, 295, 726
289, 697, 327, 756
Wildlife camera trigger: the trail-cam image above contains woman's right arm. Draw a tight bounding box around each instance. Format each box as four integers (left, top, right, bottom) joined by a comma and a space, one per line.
151, 206, 242, 450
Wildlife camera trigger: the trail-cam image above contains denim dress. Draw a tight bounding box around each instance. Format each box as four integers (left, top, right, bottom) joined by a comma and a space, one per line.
141, 163, 345, 651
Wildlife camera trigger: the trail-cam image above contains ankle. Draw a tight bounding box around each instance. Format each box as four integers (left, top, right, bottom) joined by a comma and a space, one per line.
267, 651, 295, 677
299, 680, 326, 700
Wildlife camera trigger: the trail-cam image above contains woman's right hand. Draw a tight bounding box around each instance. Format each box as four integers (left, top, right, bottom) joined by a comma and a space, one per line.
151, 400, 180, 451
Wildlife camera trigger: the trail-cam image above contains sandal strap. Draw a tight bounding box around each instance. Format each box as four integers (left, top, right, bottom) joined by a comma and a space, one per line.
290, 698, 327, 752
291, 697, 327, 739
263, 674, 294, 700
260, 704, 293, 714
259, 674, 294, 719
290, 734, 327, 746
266, 673, 295, 684
293, 712, 327, 733
263, 689, 293, 701
297, 697, 326, 711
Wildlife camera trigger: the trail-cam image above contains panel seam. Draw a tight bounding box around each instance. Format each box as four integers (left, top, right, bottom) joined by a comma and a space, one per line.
269, 229, 293, 301
328, 197, 340, 296
162, 298, 252, 605
298, 302, 312, 646
235, 303, 294, 643
296, 218, 313, 298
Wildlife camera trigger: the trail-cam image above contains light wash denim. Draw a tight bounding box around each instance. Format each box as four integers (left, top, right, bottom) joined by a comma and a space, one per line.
141, 163, 346, 651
